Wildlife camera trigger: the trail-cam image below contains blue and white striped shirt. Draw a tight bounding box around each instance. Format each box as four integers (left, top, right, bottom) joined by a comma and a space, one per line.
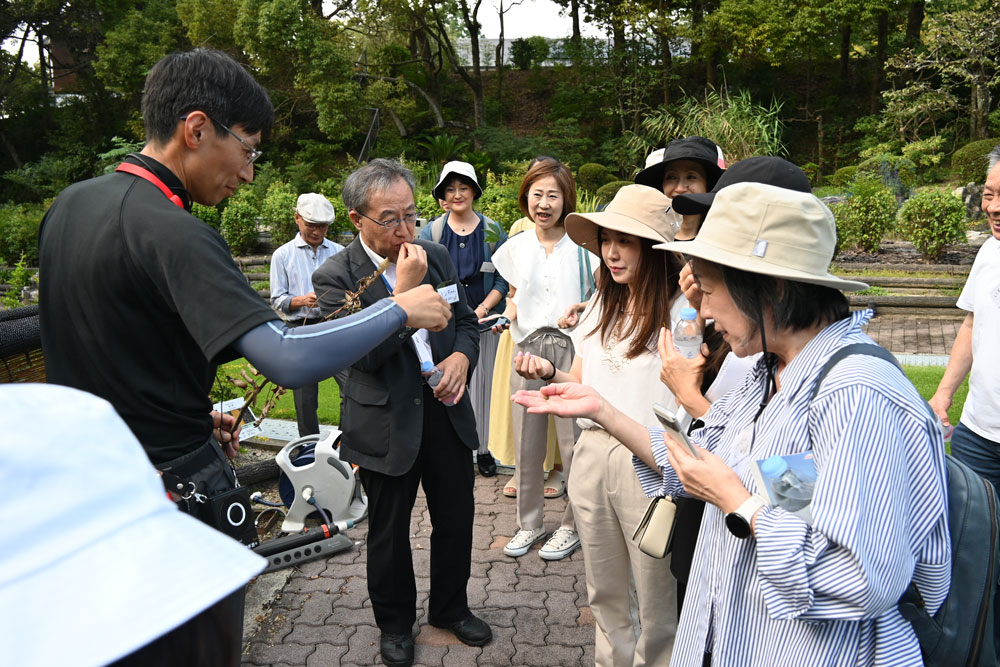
269, 233, 344, 322
634, 310, 951, 666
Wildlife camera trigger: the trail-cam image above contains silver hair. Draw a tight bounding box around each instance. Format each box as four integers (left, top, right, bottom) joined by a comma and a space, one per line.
989, 145, 1000, 171
341, 159, 416, 213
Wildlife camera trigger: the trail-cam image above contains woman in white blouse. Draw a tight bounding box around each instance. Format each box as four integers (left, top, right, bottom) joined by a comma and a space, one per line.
492, 156, 598, 562
513, 184, 686, 666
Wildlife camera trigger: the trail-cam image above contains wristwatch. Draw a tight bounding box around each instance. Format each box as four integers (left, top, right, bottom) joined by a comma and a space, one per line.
725, 495, 767, 539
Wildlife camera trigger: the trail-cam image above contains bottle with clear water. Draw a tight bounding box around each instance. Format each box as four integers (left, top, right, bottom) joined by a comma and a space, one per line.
760, 455, 815, 512
673, 307, 703, 359
420, 361, 458, 406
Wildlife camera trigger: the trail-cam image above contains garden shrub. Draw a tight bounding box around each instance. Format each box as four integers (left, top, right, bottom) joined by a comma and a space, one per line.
831, 166, 858, 188
191, 203, 221, 231
511, 36, 550, 70
220, 190, 260, 255
2, 253, 32, 309
577, 163, 611, 192
595, 180, 631, 206
477, 170, 525, 229
0, 201, 47, 265
801, 162, 821, 187
856, 154, 917, 199
261, 181, 299, 246
951, 138, 1000, 185
898, 190, 967, 261
835, 177, 898, 253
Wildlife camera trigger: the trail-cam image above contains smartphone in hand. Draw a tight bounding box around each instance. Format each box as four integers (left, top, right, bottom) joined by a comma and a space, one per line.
479, 313, 510, 332
652, 402, 700, 459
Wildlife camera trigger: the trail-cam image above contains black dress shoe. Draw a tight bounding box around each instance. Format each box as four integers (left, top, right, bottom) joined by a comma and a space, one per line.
477, 451, 497, 477
431, 613, 493, 646
379, 632, 414, 666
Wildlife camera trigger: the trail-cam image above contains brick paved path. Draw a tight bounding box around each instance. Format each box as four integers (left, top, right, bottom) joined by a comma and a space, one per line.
244, 472, 620, 667
862, 316, 960, 356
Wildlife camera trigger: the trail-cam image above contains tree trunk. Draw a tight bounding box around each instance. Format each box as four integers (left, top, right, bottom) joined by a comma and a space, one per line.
458, 0, 485, 128
657, 0, 672, 106
839, 23, 851, 85
871, 10, 888, 114
571, 0, 581, 46
905, 1, 924, 49
497, 2, 507, 124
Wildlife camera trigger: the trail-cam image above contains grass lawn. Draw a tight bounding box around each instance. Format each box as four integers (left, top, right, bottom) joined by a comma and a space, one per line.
217, 358, 341, 425
216, 360, 966, 432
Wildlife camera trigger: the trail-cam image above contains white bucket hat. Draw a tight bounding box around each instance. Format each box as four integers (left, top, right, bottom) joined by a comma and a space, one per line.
0, 384, 266, 667
432, 160, 482, 200
296, 192, 336, 224
657, 182, 868, 292
565, 184, 675, 251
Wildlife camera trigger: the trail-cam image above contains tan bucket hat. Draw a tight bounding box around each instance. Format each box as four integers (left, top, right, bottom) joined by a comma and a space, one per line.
656, 182, 868, 292
565, 184, 675, 251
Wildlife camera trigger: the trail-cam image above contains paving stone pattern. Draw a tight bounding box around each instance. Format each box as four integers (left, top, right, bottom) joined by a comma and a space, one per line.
244, 472, 616, 667
862, 316, 960, 356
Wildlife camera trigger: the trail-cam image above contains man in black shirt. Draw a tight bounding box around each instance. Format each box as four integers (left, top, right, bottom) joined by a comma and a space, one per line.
39, 49, 450, 481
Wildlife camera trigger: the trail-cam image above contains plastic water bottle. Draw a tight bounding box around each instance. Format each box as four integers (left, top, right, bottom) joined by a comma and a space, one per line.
673, 307, 703, 359
760, 455, 815, 512
420, 361, 458, 406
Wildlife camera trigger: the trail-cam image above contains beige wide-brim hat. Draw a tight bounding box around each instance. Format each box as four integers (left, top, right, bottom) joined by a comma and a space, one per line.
565, 184, 675, 251
655, 182, 868, 292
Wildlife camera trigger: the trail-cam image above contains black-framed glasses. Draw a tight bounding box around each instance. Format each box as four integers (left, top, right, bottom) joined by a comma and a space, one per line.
181, 113, 262, 166
356, 209, 421, 229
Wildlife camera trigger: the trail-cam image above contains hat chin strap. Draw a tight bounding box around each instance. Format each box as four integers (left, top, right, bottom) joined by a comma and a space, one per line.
752, 300, 777, 424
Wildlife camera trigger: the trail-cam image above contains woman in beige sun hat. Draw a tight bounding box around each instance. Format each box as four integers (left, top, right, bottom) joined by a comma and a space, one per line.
513, 183, 686, 665
513, 181, 950, 666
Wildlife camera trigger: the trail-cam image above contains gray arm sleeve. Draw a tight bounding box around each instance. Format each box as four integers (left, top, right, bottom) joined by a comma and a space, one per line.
233, 298, 406, 388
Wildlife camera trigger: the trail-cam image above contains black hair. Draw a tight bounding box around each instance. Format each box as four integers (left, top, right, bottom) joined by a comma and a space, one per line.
109, 593, 241, 667
719, 265, 850, 333
142, 48, 275, 144
442, 173, 481, 200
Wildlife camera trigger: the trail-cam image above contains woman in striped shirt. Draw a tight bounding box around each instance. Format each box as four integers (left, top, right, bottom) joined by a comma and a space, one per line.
513, 181, 950, 666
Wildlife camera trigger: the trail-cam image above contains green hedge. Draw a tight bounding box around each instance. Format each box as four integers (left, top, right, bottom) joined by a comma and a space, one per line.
595, 180, 631, 205
0, 201, 48, 265
856, 154, 916, 199
834, 178, 898, 253
898, 190, 967, 261
220, 190, 260, 255
831, 165, 858, 188
951, 138, 1000, 185
577, 163, 612, 193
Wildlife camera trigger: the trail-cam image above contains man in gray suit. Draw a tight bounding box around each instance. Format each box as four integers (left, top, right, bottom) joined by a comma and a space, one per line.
313, 159, 491, 667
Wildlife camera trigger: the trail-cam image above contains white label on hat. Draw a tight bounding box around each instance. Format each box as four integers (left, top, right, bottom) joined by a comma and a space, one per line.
753, 240, 768, 257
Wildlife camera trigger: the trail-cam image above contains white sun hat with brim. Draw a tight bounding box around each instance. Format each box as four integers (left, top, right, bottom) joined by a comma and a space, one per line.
655, 182, 868, 292
0, 384, 266, 667
296, 192, 336, 224
565, 184, 676, 251
432, 160, 483, 201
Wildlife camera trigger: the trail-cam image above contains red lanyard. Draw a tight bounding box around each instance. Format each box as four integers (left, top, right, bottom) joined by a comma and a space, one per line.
115, 162, 185, 208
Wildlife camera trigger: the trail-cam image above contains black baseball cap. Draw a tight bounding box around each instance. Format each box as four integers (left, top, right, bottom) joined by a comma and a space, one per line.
634, 136, 725, 192
672, 156, 812, 215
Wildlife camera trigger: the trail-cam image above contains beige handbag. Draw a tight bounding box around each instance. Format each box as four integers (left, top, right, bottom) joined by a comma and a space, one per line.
632, 496, 677, 559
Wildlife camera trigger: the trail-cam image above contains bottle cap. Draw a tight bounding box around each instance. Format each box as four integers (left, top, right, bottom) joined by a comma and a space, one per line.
420, 361, 434, 372
680, 307, 698, 321
760, 455, 788, 477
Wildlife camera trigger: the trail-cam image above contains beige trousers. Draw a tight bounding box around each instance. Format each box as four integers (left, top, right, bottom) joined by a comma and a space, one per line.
511, 329, 579, 531
570, 428, 678, 667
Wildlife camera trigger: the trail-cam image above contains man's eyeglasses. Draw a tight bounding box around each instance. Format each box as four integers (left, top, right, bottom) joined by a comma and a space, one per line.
181, 113, 262, 166
356, 210, 421, 229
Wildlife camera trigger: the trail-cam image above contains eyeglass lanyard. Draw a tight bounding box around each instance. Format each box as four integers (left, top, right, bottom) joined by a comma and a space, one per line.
115, 162, 185, 209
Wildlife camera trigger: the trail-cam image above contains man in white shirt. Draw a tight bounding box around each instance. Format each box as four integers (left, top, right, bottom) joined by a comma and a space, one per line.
269, 192, 344, 436
931, 144, 1000, 492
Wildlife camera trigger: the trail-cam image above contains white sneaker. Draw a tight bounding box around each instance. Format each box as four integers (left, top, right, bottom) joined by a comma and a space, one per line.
539, 527, 581, 561
504, 527, 548, 557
